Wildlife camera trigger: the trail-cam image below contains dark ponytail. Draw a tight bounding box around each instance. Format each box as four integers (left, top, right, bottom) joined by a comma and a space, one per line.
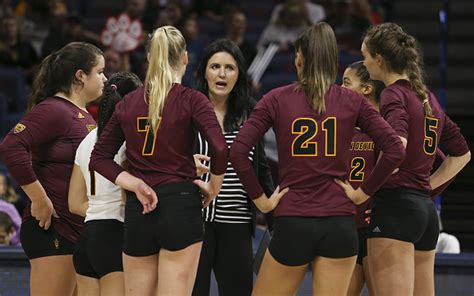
97, 72, 142, 136
28, 42, 103, 111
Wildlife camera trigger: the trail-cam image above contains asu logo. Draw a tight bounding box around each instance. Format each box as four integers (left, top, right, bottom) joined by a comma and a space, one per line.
86, 124, 97, 133
78, 112, 85, 119
13, 123, 26, 134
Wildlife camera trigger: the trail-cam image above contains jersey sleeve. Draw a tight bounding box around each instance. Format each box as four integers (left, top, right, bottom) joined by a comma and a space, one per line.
90, 104, 126, 183
190, 92, 228, 175
356, 98, 406, 196
0, 102, 70, 185
230, 94, 275, 199
380, 88, 409, 139
439, 114, 469, 156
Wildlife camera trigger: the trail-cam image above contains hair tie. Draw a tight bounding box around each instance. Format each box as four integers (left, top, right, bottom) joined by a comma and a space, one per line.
110, 84, 117, 90
162, 27, 169, 38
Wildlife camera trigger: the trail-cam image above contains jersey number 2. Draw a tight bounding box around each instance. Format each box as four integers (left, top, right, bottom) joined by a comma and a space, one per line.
137, 117, 161, 156
292, 117, 336, 156
349, 157, 365, 182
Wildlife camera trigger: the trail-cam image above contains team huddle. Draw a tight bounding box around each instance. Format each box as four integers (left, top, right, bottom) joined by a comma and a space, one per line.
0, 21, 470, 296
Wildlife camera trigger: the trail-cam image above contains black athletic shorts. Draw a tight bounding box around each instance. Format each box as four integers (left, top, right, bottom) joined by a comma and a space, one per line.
123, 182, 204, 257
368, 188, 439, 251
356, 227, 369, 265
268, 216, 358, 266
73, 219, 124, 279
20, 218, 75, 259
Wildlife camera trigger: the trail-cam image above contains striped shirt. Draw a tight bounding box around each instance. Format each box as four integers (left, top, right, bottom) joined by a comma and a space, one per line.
198, 130, 255, 223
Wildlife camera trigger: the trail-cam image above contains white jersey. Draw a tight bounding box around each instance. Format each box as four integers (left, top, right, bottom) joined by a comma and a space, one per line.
75, 128, 126, 222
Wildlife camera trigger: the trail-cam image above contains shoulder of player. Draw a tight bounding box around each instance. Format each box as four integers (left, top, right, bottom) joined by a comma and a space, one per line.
177, 84, 207, 100
380, 81, 409, 102
121, 86, 145, 104
34, 96, 86, 122
257, 83, 300, 105
327, 84, 365, 107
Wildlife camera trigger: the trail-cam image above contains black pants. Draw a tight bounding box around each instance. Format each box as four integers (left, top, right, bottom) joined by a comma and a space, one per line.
192, 222, 253, 296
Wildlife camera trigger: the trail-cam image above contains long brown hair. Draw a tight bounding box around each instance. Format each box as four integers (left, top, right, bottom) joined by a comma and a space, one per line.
363, 23, 433, 116
294, 22, 338, 114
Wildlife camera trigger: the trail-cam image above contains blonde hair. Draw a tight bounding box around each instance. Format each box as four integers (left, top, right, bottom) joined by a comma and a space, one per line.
145, 26, 186, 131
294, 23, 338, 114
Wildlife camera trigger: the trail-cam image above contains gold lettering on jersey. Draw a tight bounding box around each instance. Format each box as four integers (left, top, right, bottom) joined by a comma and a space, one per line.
78, 112, 85, 119
350, 141, 375, 151
86, 124, 97, 133
13, 123, 26, 134
53, 238, 60, 249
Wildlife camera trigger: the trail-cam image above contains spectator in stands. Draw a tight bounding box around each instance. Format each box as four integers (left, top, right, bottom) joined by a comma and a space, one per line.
181, 16, 209, 88
0, 173, 22, 247
270, 0, 326, 25
0, 212, 17, 246
257, 2, 311, 52
0, 12, 38, 83
155, 1, 185, 28
104, 48, 131, 79
0, 200, 21, 246
225, 8, 257, 67
16, 0, 50, 56
192, 0, 235, 23
125, 0, 147, 22
325, 0, 372, 52
41, 14, 101, 59
0, 173, 19, 205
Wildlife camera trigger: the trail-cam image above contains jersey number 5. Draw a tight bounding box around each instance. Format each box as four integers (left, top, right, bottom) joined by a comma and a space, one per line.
292, 117, 336, 156
137, 117, 161, 156
349, 157, 365, 182
424, 116, 438, 155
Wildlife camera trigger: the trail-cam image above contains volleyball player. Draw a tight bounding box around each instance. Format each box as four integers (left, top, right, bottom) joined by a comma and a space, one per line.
342, 61, 384, 296
68, 72, 141, 296
356, 23, 471, 295
229, 22, 405, 296
0, 42, 105, 295
89, 26, 228, 296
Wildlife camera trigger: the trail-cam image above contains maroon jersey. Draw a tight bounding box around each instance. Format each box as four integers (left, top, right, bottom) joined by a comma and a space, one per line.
380, 80, 469, 192
430, 148, 454, 197
230, 83, 405, 217
348, 129, 375, 229
90, 84, 228, 187
0, 97, 96, 242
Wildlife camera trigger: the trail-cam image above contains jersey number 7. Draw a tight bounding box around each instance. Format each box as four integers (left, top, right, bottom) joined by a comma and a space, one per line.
137, 117, 161, 156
